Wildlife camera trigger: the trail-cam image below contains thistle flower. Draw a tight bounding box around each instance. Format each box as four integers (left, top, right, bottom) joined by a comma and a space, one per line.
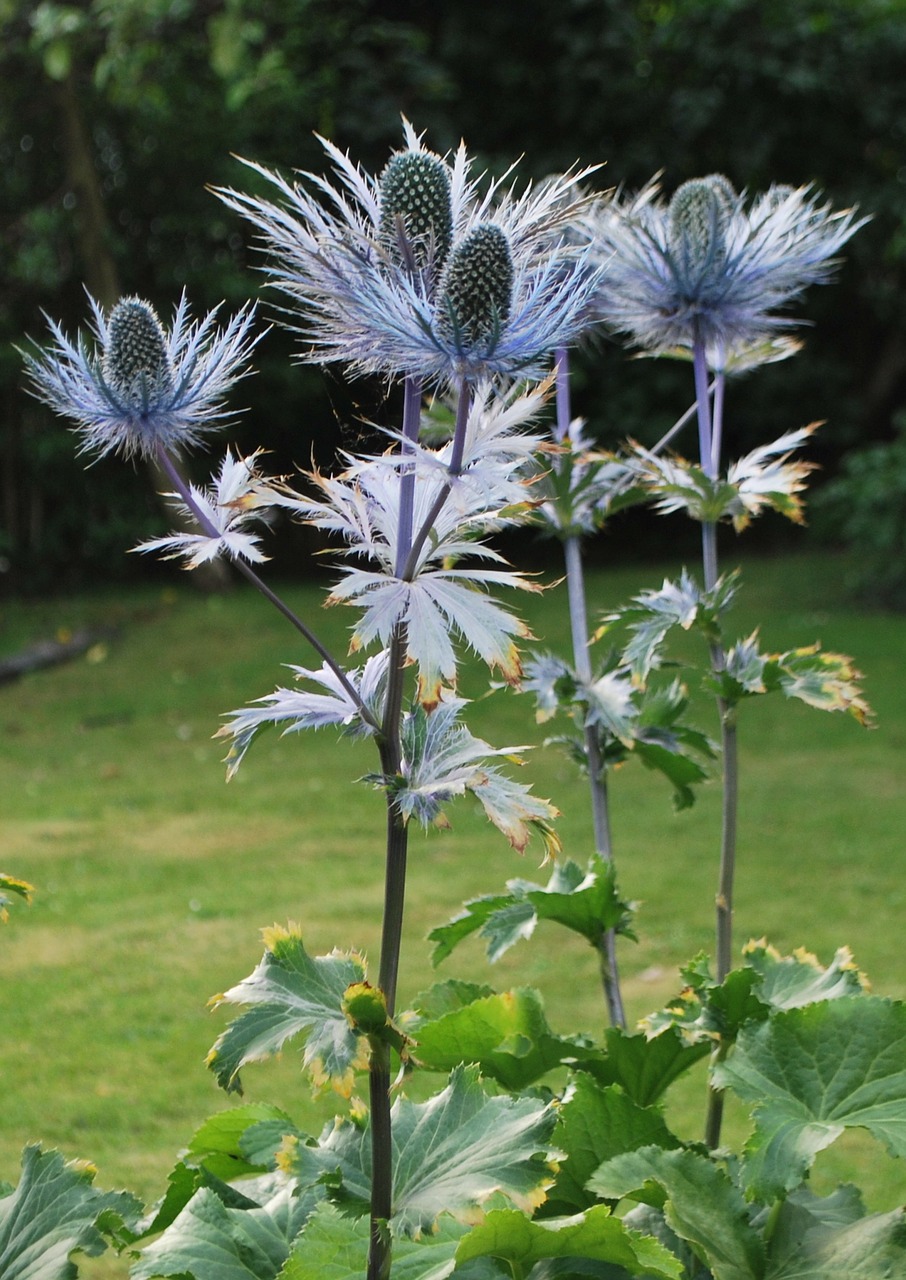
593, 175, 866, 357
22, 292, 260, 459
216, 121, 603, 382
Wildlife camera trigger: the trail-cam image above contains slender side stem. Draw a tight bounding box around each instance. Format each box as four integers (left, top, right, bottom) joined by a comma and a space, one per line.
154, 446, 378, 731
554, 349, 625, 1027
564, 535, 626, 1029
692, 345, 738, 1149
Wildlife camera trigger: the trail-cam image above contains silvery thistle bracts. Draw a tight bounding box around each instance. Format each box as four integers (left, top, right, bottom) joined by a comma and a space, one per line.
274, 384, 549, 706
132, 449, 288, 567
22, 292, 261, 460
215, 122, 605, 383
592, 175, 866, 359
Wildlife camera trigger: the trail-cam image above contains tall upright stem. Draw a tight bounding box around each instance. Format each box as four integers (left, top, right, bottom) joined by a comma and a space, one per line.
555, 349, 625, 1027
367, 380, 472, 1280
693, 343, 738, 1149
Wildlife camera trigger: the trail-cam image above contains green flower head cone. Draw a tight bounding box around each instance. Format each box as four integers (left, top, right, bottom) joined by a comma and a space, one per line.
439, 222, 514, 350
378, 150, 453, 271
668, 177, 734, 276
103, 298, 174, 408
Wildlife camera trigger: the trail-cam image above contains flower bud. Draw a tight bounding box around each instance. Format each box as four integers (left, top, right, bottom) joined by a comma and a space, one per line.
668, 177, 733, 276
378, 150, 453, 272
438, 222, 514, 348
103, 298, 174, 408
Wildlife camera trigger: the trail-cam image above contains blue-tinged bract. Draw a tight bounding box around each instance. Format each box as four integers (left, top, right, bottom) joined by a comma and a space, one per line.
22, 292, 260, 460
592, 175, 866, 359
215, 121, 605, 383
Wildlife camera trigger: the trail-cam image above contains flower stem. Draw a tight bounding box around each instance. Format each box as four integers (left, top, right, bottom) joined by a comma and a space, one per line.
402, 379, 472, 582
394, 376, 423, 577
153, 446, 378, 731
692, 345, 738, 1149
556, 350, 625, 1028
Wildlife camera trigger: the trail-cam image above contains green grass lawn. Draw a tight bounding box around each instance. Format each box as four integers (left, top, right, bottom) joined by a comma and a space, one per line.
2, 549, 905, 1275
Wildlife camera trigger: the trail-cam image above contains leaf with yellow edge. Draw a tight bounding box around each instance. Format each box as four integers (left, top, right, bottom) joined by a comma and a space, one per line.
0, 873, 33, 923
207, 925, 369, 1096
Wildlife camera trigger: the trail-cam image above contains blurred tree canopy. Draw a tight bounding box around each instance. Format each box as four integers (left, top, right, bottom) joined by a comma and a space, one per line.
2, 0, 905, 590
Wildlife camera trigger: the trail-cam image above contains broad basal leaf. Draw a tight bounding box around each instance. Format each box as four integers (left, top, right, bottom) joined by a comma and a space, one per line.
454, 1205, 683, 1279
714, 997, 906, 1200
588, 1146, 765, 1280
544, 1077, 681, 1216
408, 982, 598, 1089
280, 1203, 481, 1280
281, 1065, 557, 1236
428, 859, 633, 967
132, 1182, 321, 1280
207, 925, 368, 1096
0, 1145, 141, 1279
767, 1183, 906, 1280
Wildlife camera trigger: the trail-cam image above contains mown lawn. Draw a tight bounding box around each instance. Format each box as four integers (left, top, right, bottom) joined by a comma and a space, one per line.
2, 550, 905, 1275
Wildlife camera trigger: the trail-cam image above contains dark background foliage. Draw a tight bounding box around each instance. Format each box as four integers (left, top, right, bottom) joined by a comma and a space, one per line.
2, 0, 905, 592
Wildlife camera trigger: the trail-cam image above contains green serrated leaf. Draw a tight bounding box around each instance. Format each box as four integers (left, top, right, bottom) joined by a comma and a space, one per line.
280, 1203, 476, 1280
582, 1027, 711, 1107
455, 1204, 683, 1278
767, 1183, 906, 1280
428, 860, 634, 968
544, 1078, 681, 1216
186, 1104, 297, 1181
0, 1145, 142, 1279
716, 998, 906, 1198
207, 925, 368, 1096
281, 1066, 557, 1236
714, 997, 906, 1200
588, 1146, 765, 1280
132, 1182, 321, 1280
410, 984, 597, 1089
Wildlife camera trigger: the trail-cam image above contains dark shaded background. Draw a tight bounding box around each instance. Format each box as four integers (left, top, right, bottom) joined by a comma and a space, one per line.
3, 0, 904, 591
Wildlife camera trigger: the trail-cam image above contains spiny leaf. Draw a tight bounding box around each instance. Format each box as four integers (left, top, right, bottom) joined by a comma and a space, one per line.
714, 997, 906, 1199
642, 943, 868, 1047
428, 858, 634, 967
207, 925, 369, 1096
